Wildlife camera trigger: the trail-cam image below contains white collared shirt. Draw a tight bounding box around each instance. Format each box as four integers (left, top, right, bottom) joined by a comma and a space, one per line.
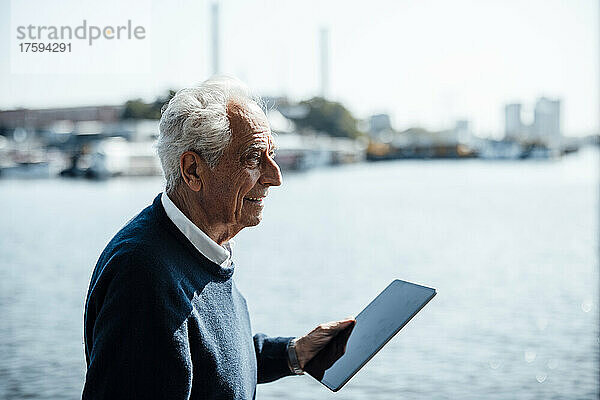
161, 191, 233, 268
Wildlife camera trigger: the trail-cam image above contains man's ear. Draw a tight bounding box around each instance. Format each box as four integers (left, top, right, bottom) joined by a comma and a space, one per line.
179, 151, 206, 192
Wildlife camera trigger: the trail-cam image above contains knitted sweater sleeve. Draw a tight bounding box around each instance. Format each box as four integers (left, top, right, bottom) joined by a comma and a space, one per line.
83, 255, 193, 400
253, 333, 295, 383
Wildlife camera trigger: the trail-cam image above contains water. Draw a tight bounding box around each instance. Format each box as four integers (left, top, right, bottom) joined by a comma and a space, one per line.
0, 149, 598, 399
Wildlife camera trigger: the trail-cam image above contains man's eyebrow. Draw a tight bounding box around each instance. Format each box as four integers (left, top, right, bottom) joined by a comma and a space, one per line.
242, 137, 277, 155
243, 142, 268, 154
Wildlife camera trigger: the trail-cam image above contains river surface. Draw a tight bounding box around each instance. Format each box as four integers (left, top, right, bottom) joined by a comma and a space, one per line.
0, 149, 598, 399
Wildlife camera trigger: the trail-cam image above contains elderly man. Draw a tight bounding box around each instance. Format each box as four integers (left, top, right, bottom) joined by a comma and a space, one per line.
82, 77, 354, 399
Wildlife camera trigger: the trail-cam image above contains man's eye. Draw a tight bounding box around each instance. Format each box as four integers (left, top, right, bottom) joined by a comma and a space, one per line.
269, 150, 276, 158
245, 152, 261, 165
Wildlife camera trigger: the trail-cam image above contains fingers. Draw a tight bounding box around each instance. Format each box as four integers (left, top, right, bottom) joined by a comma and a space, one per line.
299, 318, 357, 370
328, 318, 356, 331
313, 318, 356, 337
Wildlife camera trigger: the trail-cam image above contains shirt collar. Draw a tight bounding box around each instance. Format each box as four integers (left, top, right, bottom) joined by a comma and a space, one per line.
160, 191, 233, 268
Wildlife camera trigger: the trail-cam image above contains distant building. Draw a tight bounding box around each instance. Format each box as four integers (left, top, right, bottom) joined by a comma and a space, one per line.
504, 103, 523, 139
210, 1, 220, 75
0, 106, 124, 130
454, 120, 471, 143
533, 97, 561, 141
319, 27, 330, 98
368, 114, 392, 134
266, 109, 295, 134
504, 98, 561, 145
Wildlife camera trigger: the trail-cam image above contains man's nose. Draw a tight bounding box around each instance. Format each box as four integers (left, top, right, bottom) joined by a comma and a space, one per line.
260, 155, 282, 187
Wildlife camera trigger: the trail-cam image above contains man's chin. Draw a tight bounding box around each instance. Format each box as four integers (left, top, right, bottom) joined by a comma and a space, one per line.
241, 214, 262, 228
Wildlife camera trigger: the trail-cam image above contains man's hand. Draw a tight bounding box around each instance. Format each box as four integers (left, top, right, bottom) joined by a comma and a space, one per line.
294, 318, 356, 369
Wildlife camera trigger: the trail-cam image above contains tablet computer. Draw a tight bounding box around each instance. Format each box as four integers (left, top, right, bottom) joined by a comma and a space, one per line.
304, 279, 436, 392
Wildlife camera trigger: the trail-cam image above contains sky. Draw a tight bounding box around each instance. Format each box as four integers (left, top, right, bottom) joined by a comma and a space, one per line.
0, 0, 598, 137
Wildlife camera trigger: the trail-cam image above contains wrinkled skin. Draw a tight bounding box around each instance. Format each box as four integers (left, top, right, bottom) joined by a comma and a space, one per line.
297, 318, 356, 372
170, 99, 354, 370
171, 100, 281, 245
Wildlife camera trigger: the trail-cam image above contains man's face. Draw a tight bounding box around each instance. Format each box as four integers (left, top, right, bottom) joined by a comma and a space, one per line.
201, 101, 282, 230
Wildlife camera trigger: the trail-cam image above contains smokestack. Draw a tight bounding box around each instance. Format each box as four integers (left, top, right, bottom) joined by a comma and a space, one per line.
319, 27, 329, 98
211, 1, 220, 75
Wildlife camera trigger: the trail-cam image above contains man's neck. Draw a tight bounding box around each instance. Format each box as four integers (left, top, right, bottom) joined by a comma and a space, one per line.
168, 186, 240, 246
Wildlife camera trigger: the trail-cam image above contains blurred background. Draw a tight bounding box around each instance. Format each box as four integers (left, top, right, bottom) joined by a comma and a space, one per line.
0, 0, 598, 399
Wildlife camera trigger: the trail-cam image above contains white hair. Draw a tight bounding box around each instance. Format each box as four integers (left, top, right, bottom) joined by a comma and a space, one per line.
157, 76, 263, 193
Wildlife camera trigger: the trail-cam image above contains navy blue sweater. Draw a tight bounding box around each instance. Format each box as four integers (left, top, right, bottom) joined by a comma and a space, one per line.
83, 194, 293, 399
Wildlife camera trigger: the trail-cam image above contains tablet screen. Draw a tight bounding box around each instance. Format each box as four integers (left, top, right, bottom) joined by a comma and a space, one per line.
304, 279, 436, 391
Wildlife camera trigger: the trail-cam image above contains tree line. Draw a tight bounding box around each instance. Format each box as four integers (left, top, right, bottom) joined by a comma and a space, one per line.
121, 91, 362, 139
